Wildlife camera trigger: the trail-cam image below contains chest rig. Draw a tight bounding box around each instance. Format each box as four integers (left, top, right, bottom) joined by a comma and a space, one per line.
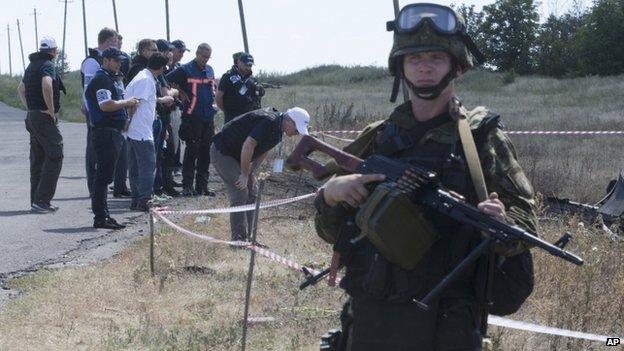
343, 110, 501, 302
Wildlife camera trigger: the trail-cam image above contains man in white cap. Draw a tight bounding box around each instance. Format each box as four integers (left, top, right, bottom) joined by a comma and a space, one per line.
210, 106, 310, 241
18, 35, 66, 213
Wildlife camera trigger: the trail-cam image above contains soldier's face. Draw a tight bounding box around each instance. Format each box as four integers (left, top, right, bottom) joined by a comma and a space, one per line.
403, 51, 458, 87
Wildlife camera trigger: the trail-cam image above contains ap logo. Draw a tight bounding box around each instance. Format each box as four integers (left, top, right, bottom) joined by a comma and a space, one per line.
606, 337, 621, 346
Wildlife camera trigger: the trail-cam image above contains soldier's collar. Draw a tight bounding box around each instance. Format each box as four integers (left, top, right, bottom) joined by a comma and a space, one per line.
389, 100, 453, 130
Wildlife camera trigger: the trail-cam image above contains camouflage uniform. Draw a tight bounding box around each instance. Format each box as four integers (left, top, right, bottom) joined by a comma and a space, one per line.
314, 100, 537, 350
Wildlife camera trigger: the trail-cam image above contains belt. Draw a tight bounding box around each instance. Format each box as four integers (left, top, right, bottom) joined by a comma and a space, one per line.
92, 126, 122, 133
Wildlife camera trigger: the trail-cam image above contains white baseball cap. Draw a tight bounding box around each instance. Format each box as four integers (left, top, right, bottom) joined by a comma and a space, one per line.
285, 107, 310, 135
39, 36, 58, 50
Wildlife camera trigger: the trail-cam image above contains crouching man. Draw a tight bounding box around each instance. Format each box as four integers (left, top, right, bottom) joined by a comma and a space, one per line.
210, 107, 310, 241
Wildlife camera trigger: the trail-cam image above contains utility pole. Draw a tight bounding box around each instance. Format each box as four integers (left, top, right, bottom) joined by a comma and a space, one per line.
7, 24, 12, 76
237, 0, 250, 53
165, 0, 170, 41
112, 0, 119, 32
31, 8, 39, 51
17, 19, 25, 71
392, 0, 409, 102
81, 0, 88, 57
60, 0, 74, 73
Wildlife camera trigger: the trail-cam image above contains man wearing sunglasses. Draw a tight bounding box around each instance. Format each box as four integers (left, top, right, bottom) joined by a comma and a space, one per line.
314, 3, 537, 350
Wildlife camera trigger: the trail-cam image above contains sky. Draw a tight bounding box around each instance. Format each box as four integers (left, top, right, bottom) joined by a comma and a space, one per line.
0, 0, 584, 77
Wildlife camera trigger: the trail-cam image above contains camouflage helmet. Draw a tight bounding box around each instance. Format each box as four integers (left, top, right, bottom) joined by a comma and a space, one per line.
388, 6, 475, 76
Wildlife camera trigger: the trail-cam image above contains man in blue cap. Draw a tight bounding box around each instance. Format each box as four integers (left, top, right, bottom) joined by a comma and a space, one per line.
85, 47, 140, 229
216, 52, 265, 124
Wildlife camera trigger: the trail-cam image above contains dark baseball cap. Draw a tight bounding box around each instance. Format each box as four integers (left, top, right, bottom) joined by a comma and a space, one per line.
156, 39, 174, 52
102, 47, 125, 60
240, 53, 254, 65
171, 40, 189, 52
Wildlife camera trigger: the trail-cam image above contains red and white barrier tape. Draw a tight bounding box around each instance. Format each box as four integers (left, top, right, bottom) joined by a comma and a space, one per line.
488, 316, 620, 342
318, 133, 358, 143
316, 129, 624, 136
155, 192, 316, 215
151, 207, 615, 343
150, 209, 338, 283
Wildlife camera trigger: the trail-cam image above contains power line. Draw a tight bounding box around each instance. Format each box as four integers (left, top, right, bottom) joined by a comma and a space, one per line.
112, 0, 119, 32
165, 0, 170, 41
59, 0, 74, 76
237, 0, 249, 53
31, 8, 39, 51
81, 0, 88, 57
16, 19, 25, 72
6, 24, 12, 76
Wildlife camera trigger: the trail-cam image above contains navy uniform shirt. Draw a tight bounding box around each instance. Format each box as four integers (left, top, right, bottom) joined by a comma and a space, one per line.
85, 68, 128, 130
217, 67, 261, 121
213, 108, 283, 163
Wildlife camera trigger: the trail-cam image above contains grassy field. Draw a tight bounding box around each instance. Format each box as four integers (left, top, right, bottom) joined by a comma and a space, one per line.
0, 66, 623, 350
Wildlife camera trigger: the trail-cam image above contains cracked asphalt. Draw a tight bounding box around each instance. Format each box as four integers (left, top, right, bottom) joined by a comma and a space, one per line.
0, 102, 149, 306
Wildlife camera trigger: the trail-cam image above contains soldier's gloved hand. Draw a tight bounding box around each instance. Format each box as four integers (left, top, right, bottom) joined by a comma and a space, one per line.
477, 192, 506, 221
323, 173, 385, 208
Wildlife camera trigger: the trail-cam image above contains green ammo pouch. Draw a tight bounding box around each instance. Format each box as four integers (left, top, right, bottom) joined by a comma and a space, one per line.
356, 183, 438, 270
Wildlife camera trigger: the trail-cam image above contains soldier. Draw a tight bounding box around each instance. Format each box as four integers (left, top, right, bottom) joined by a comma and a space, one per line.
314, 3, 537, 350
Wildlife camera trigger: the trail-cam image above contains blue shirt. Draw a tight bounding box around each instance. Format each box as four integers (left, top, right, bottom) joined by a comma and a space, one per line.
165, 60, 217, 120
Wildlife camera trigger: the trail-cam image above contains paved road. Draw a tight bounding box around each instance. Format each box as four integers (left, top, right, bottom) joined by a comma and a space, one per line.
0, 102, 146, 305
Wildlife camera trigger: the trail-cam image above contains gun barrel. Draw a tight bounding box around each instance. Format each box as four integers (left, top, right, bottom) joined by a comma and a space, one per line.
434, 190, 584, 266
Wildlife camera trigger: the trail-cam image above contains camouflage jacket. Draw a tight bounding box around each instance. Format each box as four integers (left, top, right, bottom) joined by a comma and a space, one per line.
314, 100, 538, 257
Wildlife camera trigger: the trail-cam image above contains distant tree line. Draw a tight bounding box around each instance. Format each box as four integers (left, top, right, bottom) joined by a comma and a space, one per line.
453, 0, 624, 77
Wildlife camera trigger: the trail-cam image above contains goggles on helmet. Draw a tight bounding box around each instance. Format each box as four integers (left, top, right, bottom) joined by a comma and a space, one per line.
386, 3, 485, 65
387, 3, 463, 35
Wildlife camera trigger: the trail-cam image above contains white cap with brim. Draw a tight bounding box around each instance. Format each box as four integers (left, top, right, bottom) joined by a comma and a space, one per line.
39, 36, 58, 50
286, 107, 310, 135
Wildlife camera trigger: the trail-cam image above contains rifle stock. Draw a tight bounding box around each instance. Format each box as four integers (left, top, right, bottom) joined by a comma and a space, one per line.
285, 135, 363, 179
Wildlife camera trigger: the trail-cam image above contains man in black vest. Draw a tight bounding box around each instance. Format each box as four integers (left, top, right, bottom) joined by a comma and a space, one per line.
18, 36, 66, 213
85, 47, 139, 229
210, 107, 310, 241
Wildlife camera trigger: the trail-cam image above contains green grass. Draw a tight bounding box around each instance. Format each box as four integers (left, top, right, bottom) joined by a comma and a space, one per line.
2, 65, 624, 201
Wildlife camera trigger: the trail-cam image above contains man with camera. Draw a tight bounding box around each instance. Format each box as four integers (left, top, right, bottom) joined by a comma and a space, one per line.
216, 53, 265, 124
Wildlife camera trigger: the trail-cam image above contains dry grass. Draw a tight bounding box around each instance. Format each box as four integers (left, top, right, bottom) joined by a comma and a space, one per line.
0, 176, 621, 350
1, 71, 624, 350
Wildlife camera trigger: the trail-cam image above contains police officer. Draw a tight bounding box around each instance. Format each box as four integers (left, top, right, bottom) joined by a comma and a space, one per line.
81, 27, 119, 197
85, 47, 139, 229
18, 36, 66, 213
166, 43, 217, 197
211, 107, 310, 241
314, 4, 538, 350
169, 40, 189, 72
216, 53, 265, 124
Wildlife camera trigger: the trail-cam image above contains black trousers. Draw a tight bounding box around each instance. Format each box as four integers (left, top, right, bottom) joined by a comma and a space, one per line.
85, 125, 96, 196
91, 128, 124, 222
342, 297, 482, 351
25, 110, 64, 205
180, 117, 214, 189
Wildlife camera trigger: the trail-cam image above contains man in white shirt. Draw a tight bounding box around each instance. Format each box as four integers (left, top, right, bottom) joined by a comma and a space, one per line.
125, 53, 174, 211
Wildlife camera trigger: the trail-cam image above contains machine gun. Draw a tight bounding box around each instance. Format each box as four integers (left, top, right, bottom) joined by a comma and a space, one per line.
286, 135, 583, 309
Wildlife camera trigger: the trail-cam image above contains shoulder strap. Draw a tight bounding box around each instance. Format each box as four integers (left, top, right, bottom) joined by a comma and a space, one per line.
450, 97, 488, 202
